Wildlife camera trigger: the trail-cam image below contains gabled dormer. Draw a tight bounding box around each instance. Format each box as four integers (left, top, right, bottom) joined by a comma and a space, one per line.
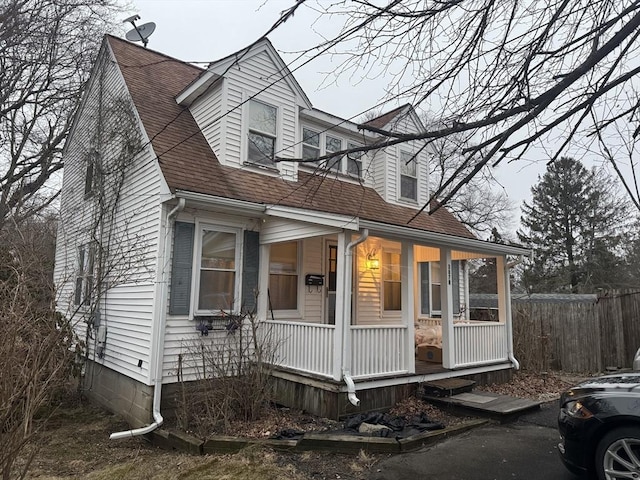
176, 39, 312, 181
364, 105, 431, 208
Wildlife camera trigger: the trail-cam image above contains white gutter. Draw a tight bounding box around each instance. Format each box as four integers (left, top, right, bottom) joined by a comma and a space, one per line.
110, 198, 186, 439
342, 229, 369, 407
174, 190, 266, 214
359, 220, 531, 257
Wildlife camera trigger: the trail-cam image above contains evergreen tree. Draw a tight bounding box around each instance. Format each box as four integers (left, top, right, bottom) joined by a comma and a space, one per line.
518, 157, 629, 293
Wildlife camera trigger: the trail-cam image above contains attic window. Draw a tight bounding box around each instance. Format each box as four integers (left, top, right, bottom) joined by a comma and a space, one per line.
247, 100, 277, 166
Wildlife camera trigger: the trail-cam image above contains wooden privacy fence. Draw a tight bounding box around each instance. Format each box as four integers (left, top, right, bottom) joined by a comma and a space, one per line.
512, 290, 640, 373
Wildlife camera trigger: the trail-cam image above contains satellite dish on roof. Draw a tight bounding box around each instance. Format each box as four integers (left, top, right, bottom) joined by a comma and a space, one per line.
124, 15, 155, 48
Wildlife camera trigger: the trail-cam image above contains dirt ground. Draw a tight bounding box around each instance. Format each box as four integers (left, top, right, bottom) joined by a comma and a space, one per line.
18, 371, 584, 479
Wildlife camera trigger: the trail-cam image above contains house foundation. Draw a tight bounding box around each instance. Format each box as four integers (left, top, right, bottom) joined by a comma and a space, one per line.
82, 361, 153, 427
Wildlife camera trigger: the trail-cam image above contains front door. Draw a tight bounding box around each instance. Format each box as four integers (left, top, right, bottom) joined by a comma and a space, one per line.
326, 243, 337, 324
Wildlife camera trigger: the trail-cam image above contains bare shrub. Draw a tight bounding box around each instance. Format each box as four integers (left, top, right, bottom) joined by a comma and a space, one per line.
0, 219, 79, 480
175, 313, 279, 438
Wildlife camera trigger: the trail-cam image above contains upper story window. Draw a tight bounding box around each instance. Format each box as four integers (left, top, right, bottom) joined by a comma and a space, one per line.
75, 242, 95, 306
300, 125, 361, 178
400, 150, 417, 201
302, 127, 320, 161
269, 241, 299, 310
347, 142, 363, 176
248, 99, 277, 167
197, 227, 240, 313
84, 148, 99, 197
326, 135, 343, 171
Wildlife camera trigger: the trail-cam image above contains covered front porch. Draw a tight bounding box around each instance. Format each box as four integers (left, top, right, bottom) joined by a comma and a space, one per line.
256, 212, 530, 399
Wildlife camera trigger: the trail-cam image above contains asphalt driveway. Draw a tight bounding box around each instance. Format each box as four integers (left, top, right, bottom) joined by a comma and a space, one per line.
368, 402, 580, 480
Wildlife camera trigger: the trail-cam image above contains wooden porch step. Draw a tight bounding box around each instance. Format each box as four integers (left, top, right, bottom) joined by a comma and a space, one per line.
422, 391, 541, 422
420, 378, 476, 398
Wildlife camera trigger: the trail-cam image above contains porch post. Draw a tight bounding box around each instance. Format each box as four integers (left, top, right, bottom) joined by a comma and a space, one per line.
257, 243, 270, 321
401, 241, 415, 374
440, 248, 455, 369
332, 231, 350, 381
497, 256, 516, 366
496, 256, 507, 323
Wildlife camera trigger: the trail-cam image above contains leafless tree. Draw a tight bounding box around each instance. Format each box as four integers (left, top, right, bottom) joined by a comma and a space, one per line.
287, 0, 640, 215
424, 121, 514, 235
0, 0, 121, 230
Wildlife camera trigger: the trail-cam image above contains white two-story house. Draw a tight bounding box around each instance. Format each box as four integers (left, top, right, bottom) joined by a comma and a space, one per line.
54, 35, 528, 431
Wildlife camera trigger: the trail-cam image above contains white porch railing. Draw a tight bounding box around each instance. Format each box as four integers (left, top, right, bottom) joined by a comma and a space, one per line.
453, 322, 508, 368
350, 325, 408, 378
265, 320, 334, 377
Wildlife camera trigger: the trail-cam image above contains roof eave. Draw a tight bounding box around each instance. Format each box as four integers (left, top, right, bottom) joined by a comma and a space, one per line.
359, 219, 531, 257
176, 70, 222, 106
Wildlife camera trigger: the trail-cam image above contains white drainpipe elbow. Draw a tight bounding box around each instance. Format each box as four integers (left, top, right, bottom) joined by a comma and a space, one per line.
343, 372, 360, 407
110, 198, 185, 440
509, 354, 520, 371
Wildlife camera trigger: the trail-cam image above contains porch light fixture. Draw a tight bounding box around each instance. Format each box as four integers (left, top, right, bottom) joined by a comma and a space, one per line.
366, 252, 380, 270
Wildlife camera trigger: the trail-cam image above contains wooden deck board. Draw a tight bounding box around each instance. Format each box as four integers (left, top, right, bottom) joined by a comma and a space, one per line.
423, 390, 541, 419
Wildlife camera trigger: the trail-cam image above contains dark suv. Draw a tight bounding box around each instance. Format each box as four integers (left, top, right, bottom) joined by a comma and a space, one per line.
558, 372, 640, 479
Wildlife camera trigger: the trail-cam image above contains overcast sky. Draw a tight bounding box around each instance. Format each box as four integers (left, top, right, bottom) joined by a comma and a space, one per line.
125, 0, 556, 232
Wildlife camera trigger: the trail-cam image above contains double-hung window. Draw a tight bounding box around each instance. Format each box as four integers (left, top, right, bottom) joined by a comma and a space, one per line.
247, 99, 277, 166
269, 241, 299, 310
75, 242, 95, 307
325, 135, 343, 171
400, 150, 417, 201
383, 251, 401, 311
347, 142, 363, 176
84, 148, 99, 197
302, 127, 320, 163
197, 227, 240, 312
299, 125, 363, 178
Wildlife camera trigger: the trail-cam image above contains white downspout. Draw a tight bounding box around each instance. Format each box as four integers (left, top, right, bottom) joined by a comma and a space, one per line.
342, 228, 369, 407
505, 256, 524, 371
110, 198, 185, 439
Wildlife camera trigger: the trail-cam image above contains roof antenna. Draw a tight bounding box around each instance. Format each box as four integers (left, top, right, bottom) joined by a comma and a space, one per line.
124, 15, 156, 48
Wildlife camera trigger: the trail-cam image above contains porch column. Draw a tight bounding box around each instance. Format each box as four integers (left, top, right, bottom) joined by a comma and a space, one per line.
496, 256, 507, 323
332, 231, 350, 381
401, 241, 415, 373
497, 256, 517, 367
257, 243, 270, 321
440, 248, 455, 369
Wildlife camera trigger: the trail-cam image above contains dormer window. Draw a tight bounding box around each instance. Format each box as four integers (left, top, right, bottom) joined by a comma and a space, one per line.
248, 99, 277, 166
302, 127, 320, 162
300, 124, 362, 178
346, 142, 363, 176
400, 150, 417, 201
326, 136, 343, 171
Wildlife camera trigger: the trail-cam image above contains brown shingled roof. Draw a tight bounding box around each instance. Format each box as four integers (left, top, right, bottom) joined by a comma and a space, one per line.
106, 36, 474, 240
363, 104, 412, 129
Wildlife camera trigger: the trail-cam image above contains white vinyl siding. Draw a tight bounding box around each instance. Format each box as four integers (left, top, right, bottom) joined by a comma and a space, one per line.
54, 46, 163, 385
302, 236, 323, 323
189, 81, 225, 163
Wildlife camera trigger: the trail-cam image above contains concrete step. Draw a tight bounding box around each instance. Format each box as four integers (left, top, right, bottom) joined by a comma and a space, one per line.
419, 378, 476, 398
